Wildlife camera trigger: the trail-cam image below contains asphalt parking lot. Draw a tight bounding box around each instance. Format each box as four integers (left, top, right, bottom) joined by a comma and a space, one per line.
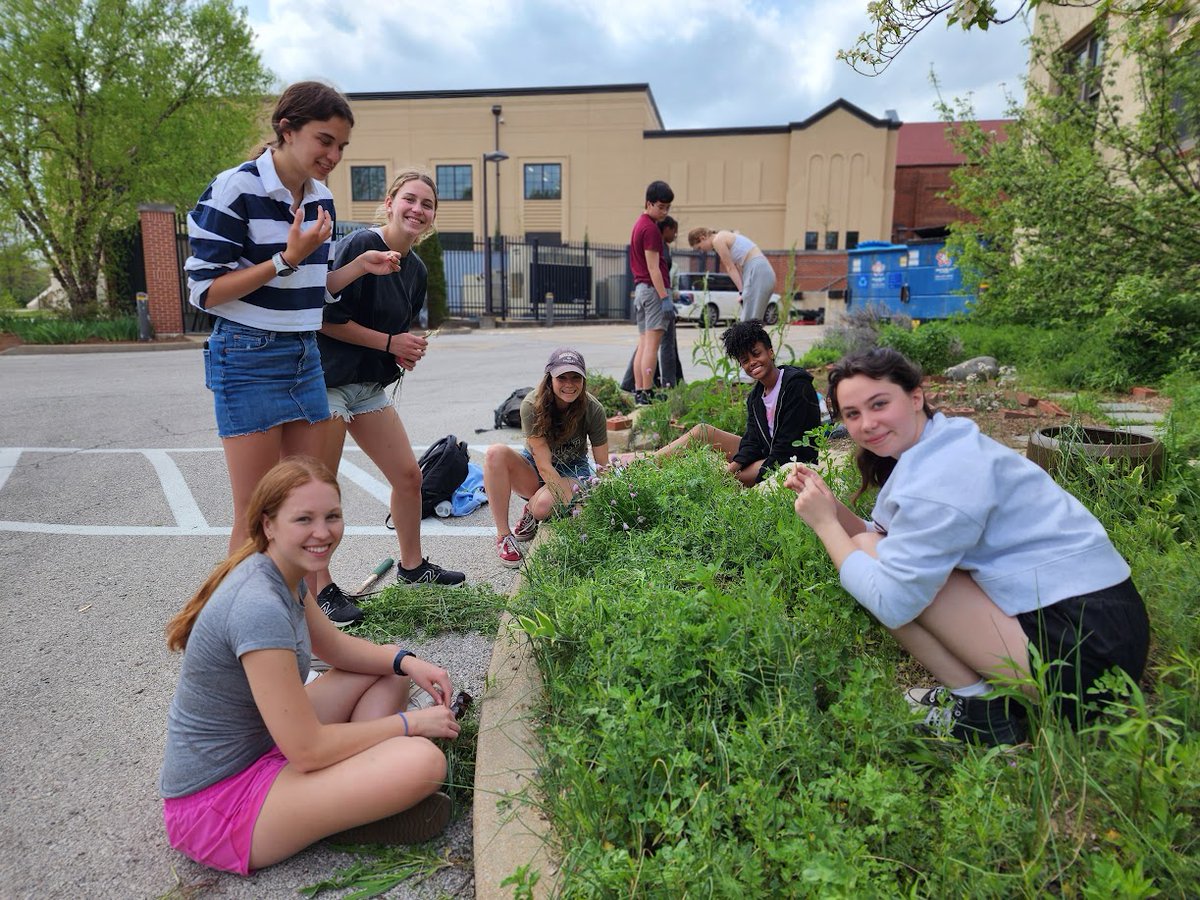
0, 322, 824, 898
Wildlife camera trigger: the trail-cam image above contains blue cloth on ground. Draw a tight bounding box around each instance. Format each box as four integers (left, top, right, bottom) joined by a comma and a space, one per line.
449, 462, 488, 517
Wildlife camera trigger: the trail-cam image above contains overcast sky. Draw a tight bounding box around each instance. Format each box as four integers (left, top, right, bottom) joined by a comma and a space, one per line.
241, 0, 1031, 127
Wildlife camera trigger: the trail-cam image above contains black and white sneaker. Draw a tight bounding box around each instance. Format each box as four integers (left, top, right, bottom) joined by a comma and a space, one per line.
396, 559, 466, 586
907, 686, 1028, 747
316, 583, 364, 628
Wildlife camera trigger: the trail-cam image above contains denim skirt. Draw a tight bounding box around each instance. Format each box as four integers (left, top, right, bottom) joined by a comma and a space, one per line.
203, 318, 330, 438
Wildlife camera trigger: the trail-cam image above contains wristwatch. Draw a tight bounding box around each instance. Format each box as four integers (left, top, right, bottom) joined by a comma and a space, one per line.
272, 251, 297, 277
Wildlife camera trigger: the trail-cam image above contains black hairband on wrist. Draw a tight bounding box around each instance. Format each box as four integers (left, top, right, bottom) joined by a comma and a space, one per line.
393, 649, 415, 676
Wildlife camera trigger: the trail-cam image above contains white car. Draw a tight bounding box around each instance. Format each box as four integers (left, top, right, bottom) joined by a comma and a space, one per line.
671, 271, 782, 326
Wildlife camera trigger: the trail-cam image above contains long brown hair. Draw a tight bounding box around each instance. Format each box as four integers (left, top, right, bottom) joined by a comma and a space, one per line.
165, 457, 340, 651
528, 371, 588, 450
827, 347, 933, 502
250, 81, 354, 159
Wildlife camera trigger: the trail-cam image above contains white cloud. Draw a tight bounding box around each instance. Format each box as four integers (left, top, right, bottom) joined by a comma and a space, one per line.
241, 0, 1029, 125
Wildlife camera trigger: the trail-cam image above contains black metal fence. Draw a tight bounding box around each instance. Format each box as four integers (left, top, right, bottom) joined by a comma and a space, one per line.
440, 236, 632, 322
176, 219, 639, 331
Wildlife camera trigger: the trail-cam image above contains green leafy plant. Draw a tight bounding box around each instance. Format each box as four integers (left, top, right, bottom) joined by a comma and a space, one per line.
503, 369, 1199, 895
586, 370, 634, 416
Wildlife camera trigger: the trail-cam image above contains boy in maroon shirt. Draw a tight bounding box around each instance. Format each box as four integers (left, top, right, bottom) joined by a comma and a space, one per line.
629, 180, 674, 405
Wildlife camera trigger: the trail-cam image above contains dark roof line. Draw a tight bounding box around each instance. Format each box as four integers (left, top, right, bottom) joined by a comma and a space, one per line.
644, 97, 901, 139
346, 83, 664, 129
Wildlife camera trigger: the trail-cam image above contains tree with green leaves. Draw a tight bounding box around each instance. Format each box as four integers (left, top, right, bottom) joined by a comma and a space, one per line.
0, 0, 273, 313
940, 5, 1200, 383
841, 1, 1184, 74
419, 230, 449, 328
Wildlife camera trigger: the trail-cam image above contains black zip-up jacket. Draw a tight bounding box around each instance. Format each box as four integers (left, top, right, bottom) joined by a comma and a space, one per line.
730, 364, 822, 482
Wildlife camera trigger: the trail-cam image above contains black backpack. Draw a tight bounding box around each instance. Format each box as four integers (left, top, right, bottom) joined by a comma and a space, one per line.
416, 434, 470, 519
494, 386, 534, 429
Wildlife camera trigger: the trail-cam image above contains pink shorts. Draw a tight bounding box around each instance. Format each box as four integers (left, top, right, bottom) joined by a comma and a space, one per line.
162, 745, 289, 875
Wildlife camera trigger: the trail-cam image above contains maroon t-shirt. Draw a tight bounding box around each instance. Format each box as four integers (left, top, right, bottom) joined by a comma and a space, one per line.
629, 213, 669, 288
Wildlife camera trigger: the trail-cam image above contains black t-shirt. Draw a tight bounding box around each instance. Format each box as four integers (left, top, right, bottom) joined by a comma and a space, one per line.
317, 228, 428, 389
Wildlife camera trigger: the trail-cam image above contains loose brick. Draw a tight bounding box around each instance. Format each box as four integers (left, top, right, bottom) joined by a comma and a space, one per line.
1016, 392, 1038, 408
606, 415, 633, 431
1037, 400, 1069, 416
1003, 408, 1038, 420
943, 406, 976, 416
1131, 386, 1159, 400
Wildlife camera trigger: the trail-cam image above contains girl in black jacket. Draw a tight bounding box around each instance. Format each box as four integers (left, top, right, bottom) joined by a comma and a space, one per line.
616, 320, 822, 485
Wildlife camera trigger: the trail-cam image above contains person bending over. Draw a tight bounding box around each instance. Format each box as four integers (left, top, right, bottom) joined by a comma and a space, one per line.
786, 348, 1149, 745
618, 320, 822, 486
484, 348, 609, 567
160, 458, 460, 876
688, 227, 776, 322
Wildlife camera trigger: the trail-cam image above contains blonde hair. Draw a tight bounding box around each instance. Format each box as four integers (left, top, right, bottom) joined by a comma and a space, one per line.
373, 170, 439, 243
165, 458, 340, 651
688, 227, 716, 248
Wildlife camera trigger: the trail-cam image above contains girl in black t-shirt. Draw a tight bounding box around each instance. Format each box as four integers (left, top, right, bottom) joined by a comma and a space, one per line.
312, 172, 465, 619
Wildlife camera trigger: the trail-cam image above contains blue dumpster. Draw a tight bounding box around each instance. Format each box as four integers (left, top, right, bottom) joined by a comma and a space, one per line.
847, 240, 973, 319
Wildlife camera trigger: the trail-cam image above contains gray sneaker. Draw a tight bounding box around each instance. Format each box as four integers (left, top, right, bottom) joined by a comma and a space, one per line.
327, 791, 452, 845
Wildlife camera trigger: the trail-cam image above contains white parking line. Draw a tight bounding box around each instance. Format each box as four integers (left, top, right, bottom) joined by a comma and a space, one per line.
143, 449, 209, 530
0, 448, 19, 495
0, 444, 522, 537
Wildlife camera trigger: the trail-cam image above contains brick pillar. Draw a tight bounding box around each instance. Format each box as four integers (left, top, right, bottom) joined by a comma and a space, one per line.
138, 203, 184, 337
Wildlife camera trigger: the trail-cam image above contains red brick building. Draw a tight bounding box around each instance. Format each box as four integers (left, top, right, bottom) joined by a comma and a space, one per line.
891, 120, 1010, 243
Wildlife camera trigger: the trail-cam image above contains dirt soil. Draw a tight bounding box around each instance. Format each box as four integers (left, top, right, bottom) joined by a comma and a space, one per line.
813, 371, 1171, 451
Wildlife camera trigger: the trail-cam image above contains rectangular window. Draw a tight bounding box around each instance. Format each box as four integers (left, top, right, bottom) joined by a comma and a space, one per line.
524, 163, 562, 200
825, 231, 839, 251
438, 232, 475, 251
435, 165, 473, 201
1061, 30, 1105, 107
845, 231, 860, 250
804, 231, 818, 251
350, 166, 386, 202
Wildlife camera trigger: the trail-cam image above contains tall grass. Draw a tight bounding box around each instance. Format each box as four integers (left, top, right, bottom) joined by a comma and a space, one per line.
509, 385, 1200, 896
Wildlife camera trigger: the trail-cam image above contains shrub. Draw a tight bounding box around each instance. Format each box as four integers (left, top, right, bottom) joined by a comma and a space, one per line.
632, 377, 750, 447
586, 370, 634, 417
877, 320, 964, 373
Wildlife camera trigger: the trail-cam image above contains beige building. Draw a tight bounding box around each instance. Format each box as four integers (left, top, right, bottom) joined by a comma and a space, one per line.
1027, 3, 1194, 131
331, 84, 900, 251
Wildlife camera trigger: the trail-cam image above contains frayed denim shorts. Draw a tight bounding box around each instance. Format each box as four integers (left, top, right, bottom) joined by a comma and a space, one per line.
203, 318, 330, 438
326, 381, 392, 423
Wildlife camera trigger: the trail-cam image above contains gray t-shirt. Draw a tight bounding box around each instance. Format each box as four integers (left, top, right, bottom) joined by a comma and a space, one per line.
160, 553, 311, 798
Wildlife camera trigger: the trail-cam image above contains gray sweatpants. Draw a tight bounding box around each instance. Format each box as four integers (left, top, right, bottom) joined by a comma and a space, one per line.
739, 255, 777, 321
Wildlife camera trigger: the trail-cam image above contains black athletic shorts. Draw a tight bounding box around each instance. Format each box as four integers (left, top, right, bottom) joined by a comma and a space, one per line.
1017, 578, 1149, 727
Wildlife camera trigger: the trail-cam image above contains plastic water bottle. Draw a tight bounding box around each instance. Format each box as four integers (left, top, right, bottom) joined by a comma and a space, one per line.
434, 499, 453, 518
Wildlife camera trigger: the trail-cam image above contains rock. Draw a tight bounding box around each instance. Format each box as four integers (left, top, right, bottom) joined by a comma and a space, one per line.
944, 356, 1000, 381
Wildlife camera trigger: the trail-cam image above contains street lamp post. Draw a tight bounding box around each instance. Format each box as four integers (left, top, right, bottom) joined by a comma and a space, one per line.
482, 150, 508, 316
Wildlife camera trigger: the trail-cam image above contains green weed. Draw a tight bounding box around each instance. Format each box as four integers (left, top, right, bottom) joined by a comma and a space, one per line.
506, 374, 1199, 896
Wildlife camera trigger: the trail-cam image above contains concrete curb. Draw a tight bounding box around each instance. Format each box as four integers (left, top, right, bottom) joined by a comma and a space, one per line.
1, 339, 200, 355
473, 607, 560, 898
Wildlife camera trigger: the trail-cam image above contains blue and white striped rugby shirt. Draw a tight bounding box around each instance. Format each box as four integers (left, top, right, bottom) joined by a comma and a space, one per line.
186, 147, 335, 331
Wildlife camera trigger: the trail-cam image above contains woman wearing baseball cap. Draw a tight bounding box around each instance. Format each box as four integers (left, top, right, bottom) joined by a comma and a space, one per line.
482, 348, 609, 567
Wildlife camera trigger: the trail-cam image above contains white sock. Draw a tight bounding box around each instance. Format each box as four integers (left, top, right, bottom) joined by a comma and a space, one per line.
950, 680, 989, 699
